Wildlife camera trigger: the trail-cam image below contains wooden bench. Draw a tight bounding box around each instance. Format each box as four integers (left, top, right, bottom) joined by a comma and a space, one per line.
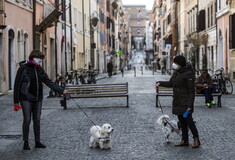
156, 83, 222, 108
60, 83, 129, 109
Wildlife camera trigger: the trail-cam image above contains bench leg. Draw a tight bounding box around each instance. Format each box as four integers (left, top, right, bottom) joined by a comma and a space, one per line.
217, 95, 222, 107
127, 95, 129, 107
156, 95, 159, 107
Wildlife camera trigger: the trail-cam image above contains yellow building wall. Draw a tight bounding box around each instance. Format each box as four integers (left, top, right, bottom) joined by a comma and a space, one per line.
72, 0, 90, 70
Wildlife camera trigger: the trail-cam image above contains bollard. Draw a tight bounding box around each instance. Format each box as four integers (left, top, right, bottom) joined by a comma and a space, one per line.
121, 69, 124, 77
134, 67, 136, 77
152, 64, 154, 75
141, 66, 143, 75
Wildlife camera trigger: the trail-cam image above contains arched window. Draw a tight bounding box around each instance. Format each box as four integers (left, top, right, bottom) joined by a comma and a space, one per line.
24, 33, 28, 60
17, 31, 22, 62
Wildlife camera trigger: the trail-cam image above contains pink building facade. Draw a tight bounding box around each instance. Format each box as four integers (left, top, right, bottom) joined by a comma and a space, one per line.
0, 0, 33, 93
216, 0, 230, 73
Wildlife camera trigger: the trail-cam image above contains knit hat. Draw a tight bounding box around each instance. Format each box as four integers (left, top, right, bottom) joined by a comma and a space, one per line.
173, 55, 186, 67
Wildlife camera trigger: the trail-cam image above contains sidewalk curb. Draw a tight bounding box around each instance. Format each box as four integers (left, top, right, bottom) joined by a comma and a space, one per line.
96, 76, 107, 81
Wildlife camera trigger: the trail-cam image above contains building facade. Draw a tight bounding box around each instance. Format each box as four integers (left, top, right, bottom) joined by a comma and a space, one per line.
0, 0, 33, 93
123, 5, 147, 51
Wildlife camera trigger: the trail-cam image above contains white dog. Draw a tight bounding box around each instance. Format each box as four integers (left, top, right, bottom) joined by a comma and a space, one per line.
157, 114, 181, 142
89, 123, 113, 149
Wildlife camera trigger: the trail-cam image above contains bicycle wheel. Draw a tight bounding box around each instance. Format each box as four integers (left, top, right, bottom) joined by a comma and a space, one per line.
225, 80, 233, 94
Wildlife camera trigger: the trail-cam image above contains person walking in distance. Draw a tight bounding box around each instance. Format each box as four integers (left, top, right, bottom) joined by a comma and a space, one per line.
14, 50, 68, 150
107, 60, 113, 78
156, 55, 200, 148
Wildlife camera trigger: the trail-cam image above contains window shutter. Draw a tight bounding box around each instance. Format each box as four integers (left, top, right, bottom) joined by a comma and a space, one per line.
0, 0, 4, 11
230, 14, 235, 49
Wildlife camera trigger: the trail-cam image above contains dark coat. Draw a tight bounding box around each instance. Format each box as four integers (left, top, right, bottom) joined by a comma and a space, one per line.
195, 74, 213, 93
107, 62, 113, 73
14, 61, 64, 103
158, 66, 195, 115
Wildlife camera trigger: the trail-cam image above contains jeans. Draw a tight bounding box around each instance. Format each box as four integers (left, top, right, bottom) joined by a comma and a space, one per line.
20, 101, 42, 142
202, 87, 213, 103
178, 114, 199, 141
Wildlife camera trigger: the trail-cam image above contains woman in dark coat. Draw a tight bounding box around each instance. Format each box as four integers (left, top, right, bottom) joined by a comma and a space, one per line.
14, 50, 68, 150
107, 60, 113, 77
156, 55, 200, 148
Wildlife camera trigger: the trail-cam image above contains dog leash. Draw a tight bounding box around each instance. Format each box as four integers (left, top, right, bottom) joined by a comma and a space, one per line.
157, 88, 180, 131
64, 94, 100, 131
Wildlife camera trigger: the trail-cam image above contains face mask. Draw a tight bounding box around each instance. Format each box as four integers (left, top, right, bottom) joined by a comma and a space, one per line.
33, 58, 42, 65
172, 63, 179, 70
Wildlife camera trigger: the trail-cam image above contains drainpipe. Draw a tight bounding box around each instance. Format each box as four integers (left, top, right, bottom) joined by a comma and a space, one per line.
89, 0, 94, 69
33, 0, 36, 49
55, 21, 58, 78
215, 0, 218, 71
82, 0, 85, 68
196, 0, 199, 70
64, 0, 67, 73
69, 0, 73, 70
97, 1, 99, 73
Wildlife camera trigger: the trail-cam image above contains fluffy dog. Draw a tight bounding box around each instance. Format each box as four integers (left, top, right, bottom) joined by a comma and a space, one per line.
157, 114, 181, 142
89, 123, 113, 149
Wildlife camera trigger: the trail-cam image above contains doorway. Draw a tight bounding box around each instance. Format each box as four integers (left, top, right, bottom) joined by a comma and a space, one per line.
0, 33, 3, 93
50, 38, 55, 80
8, 29, 15, 90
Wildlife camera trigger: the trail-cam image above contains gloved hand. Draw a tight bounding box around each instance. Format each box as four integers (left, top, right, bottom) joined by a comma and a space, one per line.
183, 110, 190, 118
64, 93, 71, 100
14, 104, 22, 111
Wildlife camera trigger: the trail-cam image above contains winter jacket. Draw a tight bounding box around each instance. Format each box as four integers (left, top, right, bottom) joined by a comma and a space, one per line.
158, 65, 195, 115
195, 74, 213, 93
14, 61, 64, 103
107, 62, 113, 72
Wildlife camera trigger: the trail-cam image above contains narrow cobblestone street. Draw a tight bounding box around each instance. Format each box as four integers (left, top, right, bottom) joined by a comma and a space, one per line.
0, 68, 235, 160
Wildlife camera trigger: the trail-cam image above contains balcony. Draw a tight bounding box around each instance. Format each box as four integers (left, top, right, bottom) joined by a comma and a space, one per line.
38, 8, 62, 32
44, 4, 54, 19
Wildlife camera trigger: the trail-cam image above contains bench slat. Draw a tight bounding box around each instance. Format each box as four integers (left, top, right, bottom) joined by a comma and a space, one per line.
71, 94, 128, 98
155, 82, 222, 107
61, 83, 129, 109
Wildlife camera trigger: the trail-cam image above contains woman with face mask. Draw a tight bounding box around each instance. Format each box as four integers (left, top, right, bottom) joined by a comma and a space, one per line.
156, 55, 200, 148
14, 50, 68, 150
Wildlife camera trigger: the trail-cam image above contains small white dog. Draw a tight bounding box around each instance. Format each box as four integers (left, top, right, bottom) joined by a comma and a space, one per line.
157, 114, 181, 142
89, 123, 113, 149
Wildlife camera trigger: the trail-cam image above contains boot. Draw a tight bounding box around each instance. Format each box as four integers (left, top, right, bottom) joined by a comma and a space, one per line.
23, 141, 30, 150
192, 137, 200, 148
175, 140, 189, 147
35, 142, 46, 148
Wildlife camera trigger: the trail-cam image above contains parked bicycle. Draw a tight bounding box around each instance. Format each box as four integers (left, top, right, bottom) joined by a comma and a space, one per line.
48, 73, 66, 97
77, 68, 87, 84
87, 69, 98, 84
211, 68, 233, 94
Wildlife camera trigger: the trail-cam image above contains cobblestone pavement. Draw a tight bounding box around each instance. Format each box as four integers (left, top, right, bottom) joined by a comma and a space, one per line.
0, 69, 235, 160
